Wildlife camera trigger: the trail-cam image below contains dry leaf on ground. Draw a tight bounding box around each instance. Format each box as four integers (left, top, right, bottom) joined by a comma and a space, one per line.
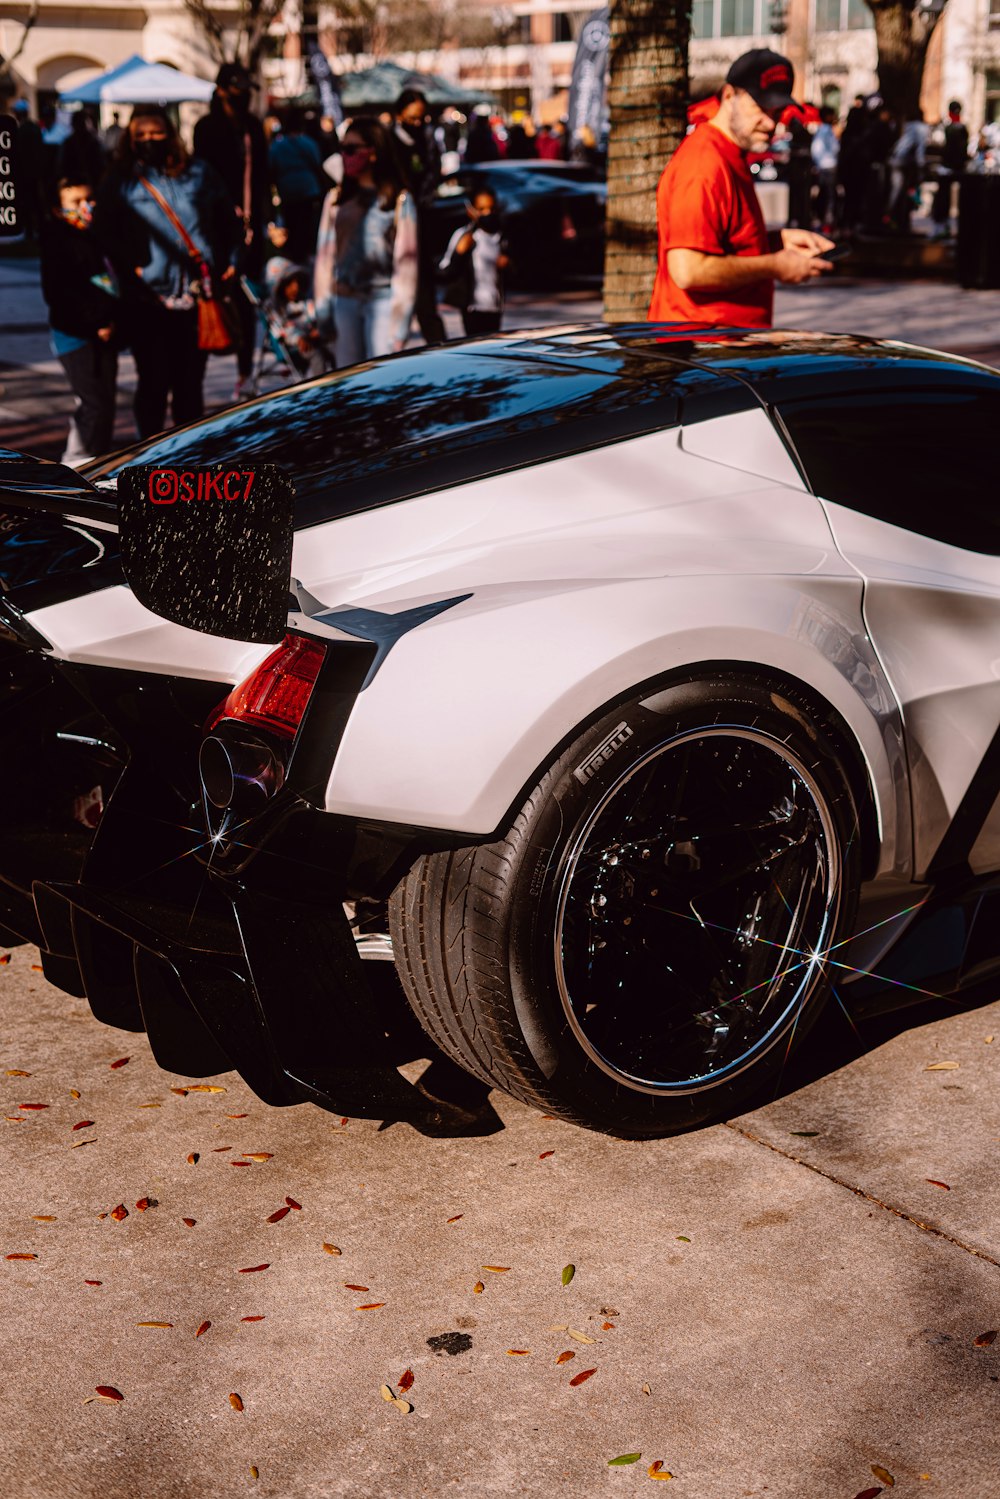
398, 1370, 414, 1392
95, 1386, 124, 1401
925, 1179, 951, 1190
561, 1264, 575, 1285
473, 1280, 484, 1294
110, 1205, 128, 1222
556, 1351, 575, 1364
356, 1302, 386, 1310
239, 1264, 270, 1274
109, 1058, 130, 1069
973, 1330, 998, 1347
569, 1367, 597, 1386
195, 1321, 211, 1337
568, 1328, 596, 1343
230, 1393, 244, 1412
924, 1061, 959, 1071
6, 1252, 37, 1260
267, 1206, 290, 1224
285, 1196, 302, 1210
871, 1466, 895, 1487
136, 1321, 173, 1328
607, 1454, 641, 1466
322, 1243, 342, 1255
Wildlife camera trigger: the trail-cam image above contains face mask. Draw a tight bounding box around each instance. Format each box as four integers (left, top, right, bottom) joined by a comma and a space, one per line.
341, 150, 370, 179
135, 137, 170, 168
63, 199, 94, 229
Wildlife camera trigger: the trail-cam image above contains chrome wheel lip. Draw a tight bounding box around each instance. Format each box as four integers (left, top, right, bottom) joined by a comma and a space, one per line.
552, 724, 841, 1097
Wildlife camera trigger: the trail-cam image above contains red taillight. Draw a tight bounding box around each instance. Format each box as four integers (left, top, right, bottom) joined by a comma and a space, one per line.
209, 634, 327, 741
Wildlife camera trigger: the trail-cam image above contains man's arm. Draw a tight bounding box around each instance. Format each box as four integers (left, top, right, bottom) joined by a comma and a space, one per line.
668, 230, 833, 292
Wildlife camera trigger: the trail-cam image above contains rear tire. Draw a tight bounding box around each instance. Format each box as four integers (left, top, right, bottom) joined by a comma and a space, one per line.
389, 673, 862, 1137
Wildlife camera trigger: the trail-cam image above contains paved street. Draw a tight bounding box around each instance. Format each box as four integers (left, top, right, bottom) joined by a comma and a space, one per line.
2, 253, 999, 461
3, 256, 1000, 1495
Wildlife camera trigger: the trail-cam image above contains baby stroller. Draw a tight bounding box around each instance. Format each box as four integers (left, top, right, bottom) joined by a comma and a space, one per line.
240, 259, 334, 395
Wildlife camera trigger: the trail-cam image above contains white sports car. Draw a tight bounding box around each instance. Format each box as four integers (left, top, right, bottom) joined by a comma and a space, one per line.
1, 325, 998, 1138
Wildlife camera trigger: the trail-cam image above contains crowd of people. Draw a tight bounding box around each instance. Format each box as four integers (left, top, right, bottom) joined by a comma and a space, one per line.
15, 71, 516, 466
766, 92, 997, 240
14, 61, 1000, 467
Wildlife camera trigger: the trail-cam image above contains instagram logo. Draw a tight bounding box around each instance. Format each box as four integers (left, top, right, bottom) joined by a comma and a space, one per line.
148, 470, 179, 504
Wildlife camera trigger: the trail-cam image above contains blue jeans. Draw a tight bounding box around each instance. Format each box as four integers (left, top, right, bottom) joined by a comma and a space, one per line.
334, 287, 395, 366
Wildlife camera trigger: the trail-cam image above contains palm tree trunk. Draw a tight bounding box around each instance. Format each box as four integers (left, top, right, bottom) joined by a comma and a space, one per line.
603, 0, 689, 322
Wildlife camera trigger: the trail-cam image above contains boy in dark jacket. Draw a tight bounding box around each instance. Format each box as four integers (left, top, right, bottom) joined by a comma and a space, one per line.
39, 177, 119, 465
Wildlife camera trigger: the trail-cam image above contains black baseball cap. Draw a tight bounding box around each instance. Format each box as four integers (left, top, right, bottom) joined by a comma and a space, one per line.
216, 62, 256, 92
725, 49, 800, 112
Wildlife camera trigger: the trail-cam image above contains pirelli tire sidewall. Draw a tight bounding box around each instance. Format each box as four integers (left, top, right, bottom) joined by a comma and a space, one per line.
504, 672, 862, 1135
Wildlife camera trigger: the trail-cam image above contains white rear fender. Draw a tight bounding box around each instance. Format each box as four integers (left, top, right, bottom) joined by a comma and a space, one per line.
326, 571, 909, 879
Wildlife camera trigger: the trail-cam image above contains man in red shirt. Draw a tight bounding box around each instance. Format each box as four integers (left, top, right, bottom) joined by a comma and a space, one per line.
649, 49, 833, 327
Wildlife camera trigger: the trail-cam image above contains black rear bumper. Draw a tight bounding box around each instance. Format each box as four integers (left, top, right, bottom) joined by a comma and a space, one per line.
31, 871, 457, 1127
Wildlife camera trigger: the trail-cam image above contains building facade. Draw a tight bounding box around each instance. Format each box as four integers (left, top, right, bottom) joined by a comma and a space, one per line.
3, 0, 999, 127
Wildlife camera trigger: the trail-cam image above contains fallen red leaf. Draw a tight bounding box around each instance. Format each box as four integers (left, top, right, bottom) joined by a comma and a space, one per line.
447, 1214, 464, 1224
18, 1103, 48, 1110
231, 1161, 252, 1168
32, 1215, 56, 1222
0, 954, 10, 965
6, 1252, 38, 1260
926, 1179, 951, 1190
267, 1206, 290, 1224
225, 1113, 249, 1119
539, 1150, 555, 1159
473, 1280, 484, 1294
507, 1348, 530, 1356
186, 1153, 199, 1165
109, 1058, 130, 1069
95, 1386, 124, 1401
72, 1121, 94, 1131
30, 963, 43, 972
241, 1315, 266, 1322
853, 1489, 882, 1499
135, 1197, 157, 1212
340, 1118, 349, 1127
110, 1204, 128, 1223
555, 1351, 575, 1365
356, 1303, 386, 1310
84, 1279, 102, 1286
285, 1196, 302, 1210
213, 1146, 232, 1153
569, 1368, 597, 1386
239, 1264, 270, 1274
602, 1321, 616, 1330
398, 1370, 414, 1392
344, 1283, 369, 1291
229, 1392, 244, 1412
973, 1329, 998, 1347
69, 1089, 80, 1099
182, 1218, 196, 1228
195, 1320, 211, 1337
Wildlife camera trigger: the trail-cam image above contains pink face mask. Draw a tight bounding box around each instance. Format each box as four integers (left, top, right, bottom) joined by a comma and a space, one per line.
341, 147, 370, 179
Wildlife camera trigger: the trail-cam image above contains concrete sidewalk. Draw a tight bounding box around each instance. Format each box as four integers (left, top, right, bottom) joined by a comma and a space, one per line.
1, 943, 998, 1498
2, 253, 999, 461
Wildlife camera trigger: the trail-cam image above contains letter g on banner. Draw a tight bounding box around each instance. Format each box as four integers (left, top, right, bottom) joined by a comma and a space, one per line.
0, 115, 20, 240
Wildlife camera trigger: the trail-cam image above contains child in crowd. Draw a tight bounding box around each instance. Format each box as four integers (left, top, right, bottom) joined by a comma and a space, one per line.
39, 177, 120, 465
263, 256, 332, 379
438, 184, 509, 337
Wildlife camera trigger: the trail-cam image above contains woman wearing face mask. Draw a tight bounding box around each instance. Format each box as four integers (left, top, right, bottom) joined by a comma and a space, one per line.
313, 117, 417, 366
39, 177, 120, 465
95, 107, 236, 438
